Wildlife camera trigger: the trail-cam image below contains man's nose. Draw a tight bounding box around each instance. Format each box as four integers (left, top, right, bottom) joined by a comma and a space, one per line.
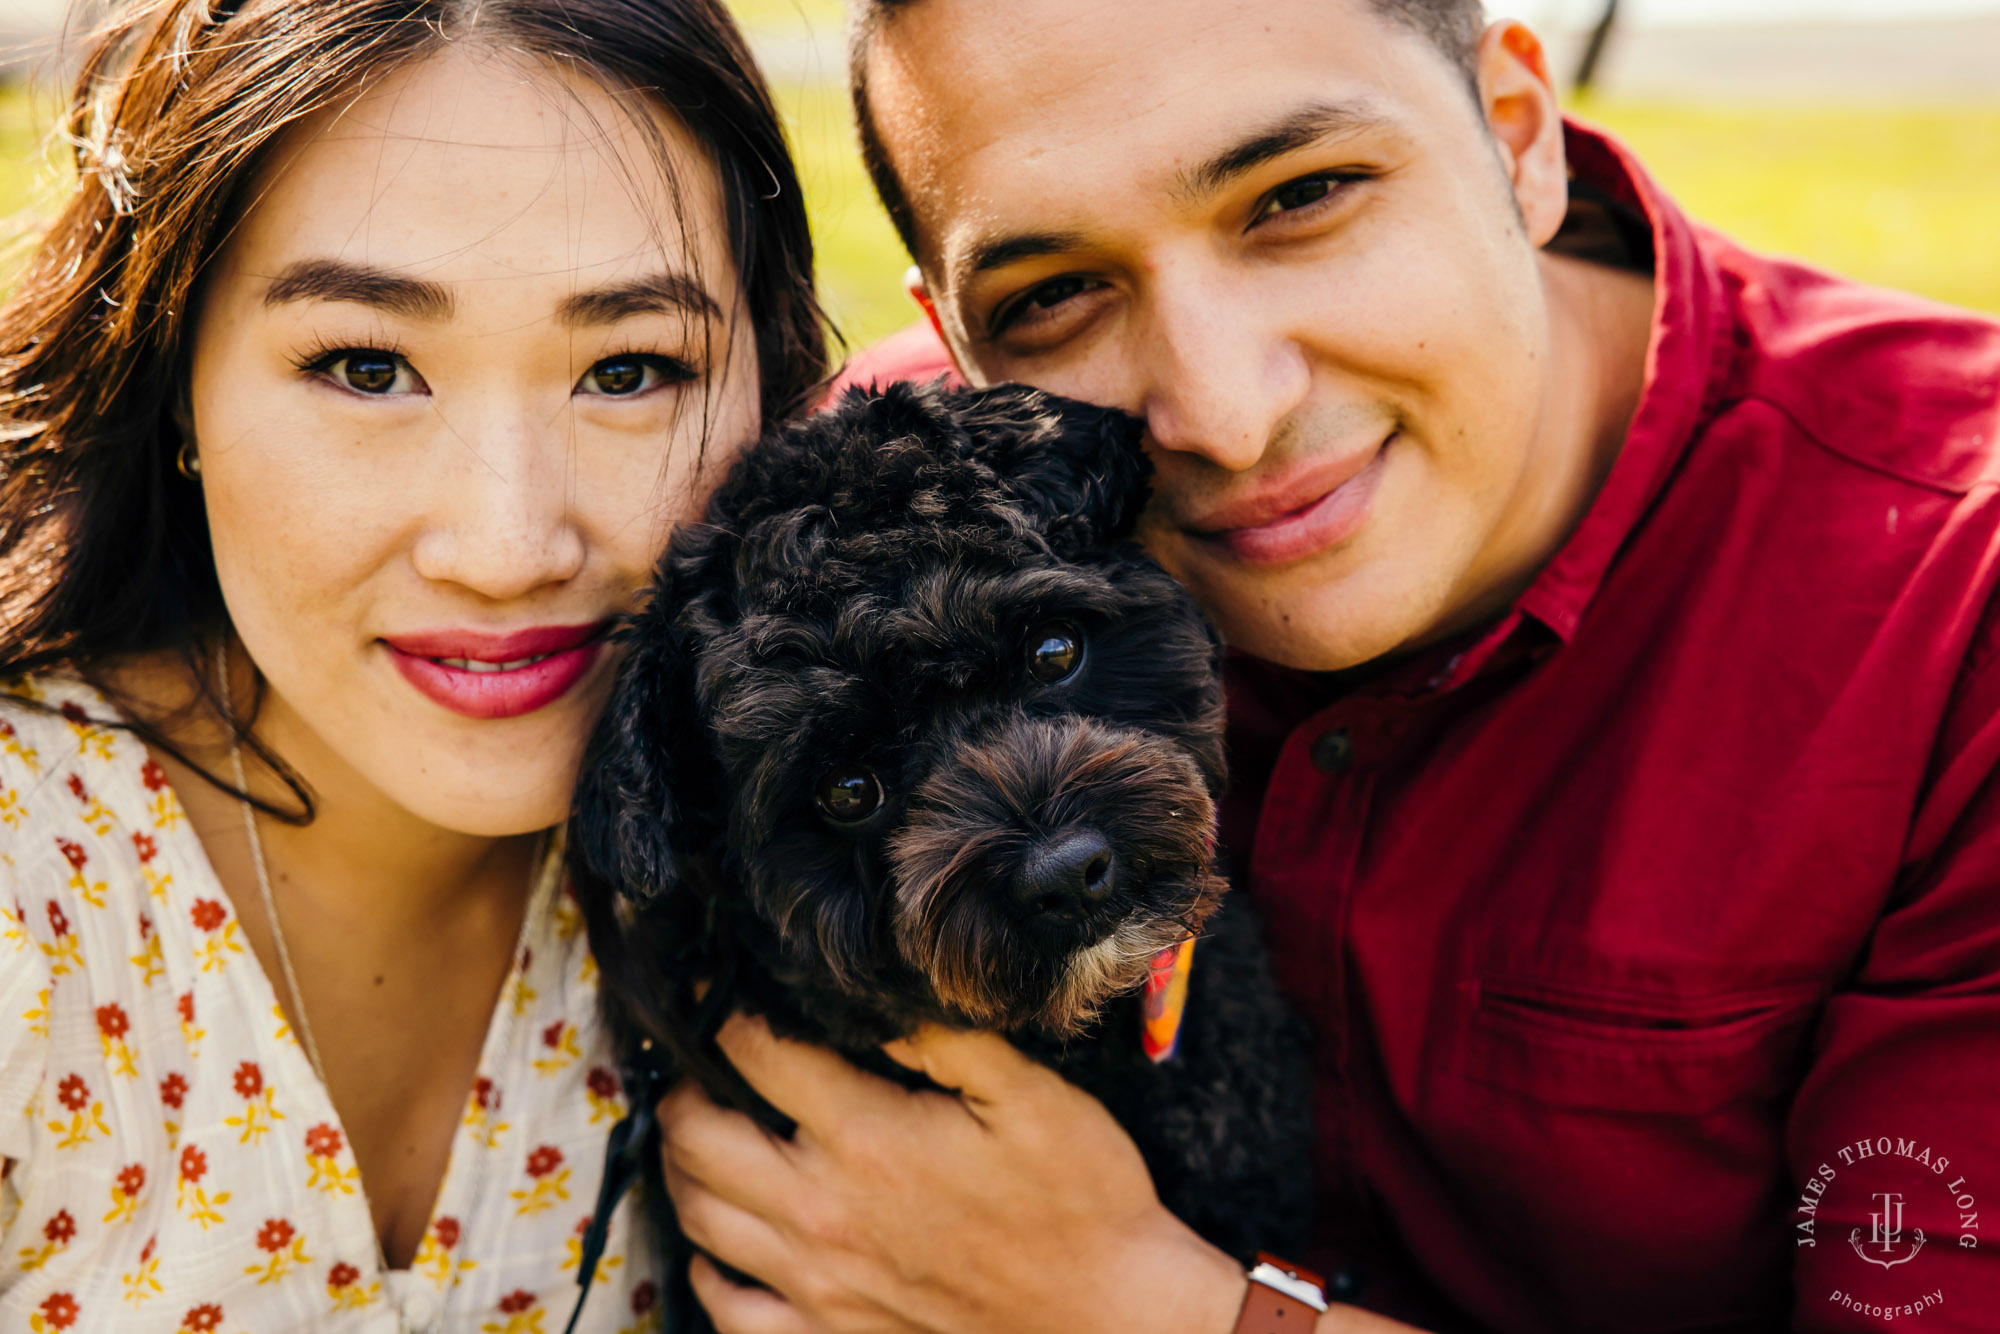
409, 402, 587, 599
1130, 266, 1311, 472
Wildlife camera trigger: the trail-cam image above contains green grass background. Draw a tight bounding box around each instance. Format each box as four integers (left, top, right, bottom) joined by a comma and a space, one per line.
6, 7, 1997, 351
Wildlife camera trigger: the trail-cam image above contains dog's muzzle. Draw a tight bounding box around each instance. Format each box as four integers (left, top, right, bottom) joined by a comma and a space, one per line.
887, 714, 1225, 1035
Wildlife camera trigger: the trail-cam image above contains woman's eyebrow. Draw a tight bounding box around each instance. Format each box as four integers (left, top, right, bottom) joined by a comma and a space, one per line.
558, 273, 723, 326
262, 258, 453, 319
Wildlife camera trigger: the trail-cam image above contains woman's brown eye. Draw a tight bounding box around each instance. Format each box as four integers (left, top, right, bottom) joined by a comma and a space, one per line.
1027, 621, 1084, 684
591, 358, 647, 395
341, 355, 400, 394
814, 766, 883, 823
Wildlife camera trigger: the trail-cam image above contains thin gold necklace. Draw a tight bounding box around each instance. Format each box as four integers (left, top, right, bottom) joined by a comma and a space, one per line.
216, 643, 545, 1333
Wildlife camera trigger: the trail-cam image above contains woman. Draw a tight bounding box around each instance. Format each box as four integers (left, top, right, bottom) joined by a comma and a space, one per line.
0, 0, 825, 1328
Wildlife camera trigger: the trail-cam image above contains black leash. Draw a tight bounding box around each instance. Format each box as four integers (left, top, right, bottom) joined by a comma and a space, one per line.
561, 1044, 672, 1334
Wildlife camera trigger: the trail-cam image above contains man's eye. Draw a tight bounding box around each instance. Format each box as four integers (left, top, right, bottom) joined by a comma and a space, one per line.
991, 275, 1104, 337
314, 351, 420, 395
1257, 174, 1340, 222
578, 354, 693, 397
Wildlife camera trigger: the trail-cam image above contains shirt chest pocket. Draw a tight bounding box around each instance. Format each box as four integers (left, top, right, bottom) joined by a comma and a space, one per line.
1455, 974, 1823, 1115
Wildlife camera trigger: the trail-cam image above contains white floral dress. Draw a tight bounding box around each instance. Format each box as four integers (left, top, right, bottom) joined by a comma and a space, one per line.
0, 677, 663, 1333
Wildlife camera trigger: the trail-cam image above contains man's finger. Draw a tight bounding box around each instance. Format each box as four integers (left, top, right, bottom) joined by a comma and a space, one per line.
663, 1158, 797, 1289
657, 1078, 799, 1217
689, 1254, 812, 1334
881, 1023, 1058, 1107
714, 1010, 901, 1128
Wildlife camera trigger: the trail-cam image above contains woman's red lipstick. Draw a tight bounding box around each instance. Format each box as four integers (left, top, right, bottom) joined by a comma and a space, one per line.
382, 621, 611, 720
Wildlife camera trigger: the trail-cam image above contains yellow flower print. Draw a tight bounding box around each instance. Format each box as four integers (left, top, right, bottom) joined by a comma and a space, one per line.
23, 985, 51, 1041
0, 786, 22, 829
39, 900, 83, 977
511, 1144, 571, 1217
412, 1216, 477, 1287
509, 946, 539, 1017
1, 897, 26, 952
160, 1071, 189, 1146
0, 715, 41, 775
130, 914, 165, 988
177, 990, 205, 1059
28, 1290, 78, 1332
65, 771, 115, 836
16, 1208, 76, 1271
325, 1261, 381, 1312
122, 1235, 164, 1305
190, 898, 243, 973
104, 1163, 147, 1225
58, 701, 115, 760
304, 1122, 361, 1195
619, 1280, 663, 1334
562, 1216, 624, 1285
532, 1019, 580, 1076
244, 1217, 311, 1285
141, 758, 185, 831
97, 1002, 139, 1078
222, 1061, 284, 1143
551, 891, 582, 942
175, 1144, 230, 1230
463, 1076, 511, 1150
132, 830, 171, 902
584, 1066, 625, 1126
47, 1073, 110, 1149
54, 838, 106, 909
483, 1290, 546, 1334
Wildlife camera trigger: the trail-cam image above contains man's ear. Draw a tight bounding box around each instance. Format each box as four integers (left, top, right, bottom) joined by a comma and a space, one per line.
1476, 20, 1570, 248
567, 584, 707, 903
954, 384, 1153, 550
906, 264, 976, 387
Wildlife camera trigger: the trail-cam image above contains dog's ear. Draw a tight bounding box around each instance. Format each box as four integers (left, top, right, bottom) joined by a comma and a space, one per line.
568, 584, 710, 902
951, 383, 1153, 548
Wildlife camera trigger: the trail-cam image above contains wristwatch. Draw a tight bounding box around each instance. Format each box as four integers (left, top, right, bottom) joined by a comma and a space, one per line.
1233, 1253, 1329, 1334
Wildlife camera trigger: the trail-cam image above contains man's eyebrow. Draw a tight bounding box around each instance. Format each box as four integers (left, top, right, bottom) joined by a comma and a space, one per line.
953, 231, 1091, 293
1174, 100, 1396, 205
262, 259, 453, 320
559, 273, 724, 326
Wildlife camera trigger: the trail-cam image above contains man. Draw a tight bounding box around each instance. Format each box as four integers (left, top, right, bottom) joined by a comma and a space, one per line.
656, 2, 2000, 1330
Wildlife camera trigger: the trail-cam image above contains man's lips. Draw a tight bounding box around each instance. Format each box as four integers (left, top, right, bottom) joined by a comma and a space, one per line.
1183, 436, 1393, 569
380, 621, 613, 720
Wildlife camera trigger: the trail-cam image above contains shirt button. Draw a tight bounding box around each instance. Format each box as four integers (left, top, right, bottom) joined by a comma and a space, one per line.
1310, 728, 1355, 775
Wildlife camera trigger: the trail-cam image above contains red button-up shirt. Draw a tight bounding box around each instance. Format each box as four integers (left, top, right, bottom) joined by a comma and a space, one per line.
835, 122, 2000, 1334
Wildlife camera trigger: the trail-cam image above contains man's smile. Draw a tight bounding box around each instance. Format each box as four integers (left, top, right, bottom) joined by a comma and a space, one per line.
1180, 433, 1394, 568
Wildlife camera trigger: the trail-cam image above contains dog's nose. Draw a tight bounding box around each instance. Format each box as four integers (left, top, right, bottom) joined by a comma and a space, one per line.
1013, 828, 1118, 925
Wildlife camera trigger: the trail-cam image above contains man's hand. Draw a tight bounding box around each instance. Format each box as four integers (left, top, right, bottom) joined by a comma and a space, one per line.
655, 1013, 1247, 1334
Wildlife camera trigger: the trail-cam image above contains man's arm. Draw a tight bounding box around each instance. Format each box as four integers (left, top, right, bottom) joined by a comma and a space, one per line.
658, 1016, 1425, 1334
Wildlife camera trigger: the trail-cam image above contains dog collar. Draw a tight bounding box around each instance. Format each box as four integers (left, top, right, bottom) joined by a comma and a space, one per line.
1141, 936, 1196, 1062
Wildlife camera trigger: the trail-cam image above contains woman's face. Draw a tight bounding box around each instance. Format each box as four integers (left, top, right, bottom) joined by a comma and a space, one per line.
187, 46, 761, 836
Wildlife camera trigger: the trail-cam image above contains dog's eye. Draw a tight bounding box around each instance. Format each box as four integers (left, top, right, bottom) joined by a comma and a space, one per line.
814, 766, 884, 823
1027, 621, 1084, 684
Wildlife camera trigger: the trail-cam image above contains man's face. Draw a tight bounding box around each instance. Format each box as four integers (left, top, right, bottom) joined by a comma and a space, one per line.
868, 0, 1575, 670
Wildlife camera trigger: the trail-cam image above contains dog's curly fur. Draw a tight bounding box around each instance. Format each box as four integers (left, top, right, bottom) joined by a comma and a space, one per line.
569, 382, 1313, 1318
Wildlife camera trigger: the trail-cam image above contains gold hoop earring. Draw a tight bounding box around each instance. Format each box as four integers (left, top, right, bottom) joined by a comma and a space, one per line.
176, 438, 201, 480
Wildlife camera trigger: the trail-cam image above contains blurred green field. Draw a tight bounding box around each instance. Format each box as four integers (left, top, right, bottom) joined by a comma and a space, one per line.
6, 40, 1997, 352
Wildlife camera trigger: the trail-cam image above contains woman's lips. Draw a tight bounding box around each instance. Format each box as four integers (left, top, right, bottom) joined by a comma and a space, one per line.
1188, 437, 1392, 569
381, 621, 612, 720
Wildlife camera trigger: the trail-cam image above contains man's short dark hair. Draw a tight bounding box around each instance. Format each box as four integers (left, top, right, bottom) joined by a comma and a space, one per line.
848, 0, 1488, 257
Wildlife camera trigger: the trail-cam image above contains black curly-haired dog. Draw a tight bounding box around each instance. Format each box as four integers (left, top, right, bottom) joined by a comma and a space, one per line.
567, 381, 1313, 1324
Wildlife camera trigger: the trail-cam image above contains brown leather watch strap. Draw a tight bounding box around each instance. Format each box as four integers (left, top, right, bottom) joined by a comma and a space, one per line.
1233, 1278, 1321, 1334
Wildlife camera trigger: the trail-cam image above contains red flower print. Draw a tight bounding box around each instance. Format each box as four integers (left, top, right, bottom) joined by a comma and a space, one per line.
631, 1280, 658, 1315
43, 1209, 76, 1245
498, 1291, 536, 1314
139, 1235, 156, 1263
432, 1216, 461, 1249
96, 1003, 130, 1040
56, 838, 86, 872
142, 758, 169, 791
177, 991, 195, 1026
160, 1072, 189, 1109
132, 831, 158, 863
59, 702, 88, 725
178, 1145, 207, 1184
525, 1145, 564, 1178
65, 773, 87, 802
138, 911, 153, 939
472, 1076, 498, 1111
541, 1020, 567, 1049
116, 1164, 146, 1196
305, 1123, 344, 1158
36, 1293, 77, 1330
232, 1061, 263, 1099
190, 898, 226, 932
45, 901, 70, 937
55, 1073, 89, 1112
255, 1218, 295, 1253
586, 1066, 619, 1099
180, 1303, 222, 1332
519, 946, 533, 971
327, 1261, 359, 1290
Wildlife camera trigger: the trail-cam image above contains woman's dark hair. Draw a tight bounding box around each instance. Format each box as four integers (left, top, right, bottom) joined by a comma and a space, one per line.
0, 0, 829, 813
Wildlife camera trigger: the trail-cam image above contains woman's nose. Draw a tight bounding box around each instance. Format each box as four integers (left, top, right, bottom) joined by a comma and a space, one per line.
408, 402, 588, 599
